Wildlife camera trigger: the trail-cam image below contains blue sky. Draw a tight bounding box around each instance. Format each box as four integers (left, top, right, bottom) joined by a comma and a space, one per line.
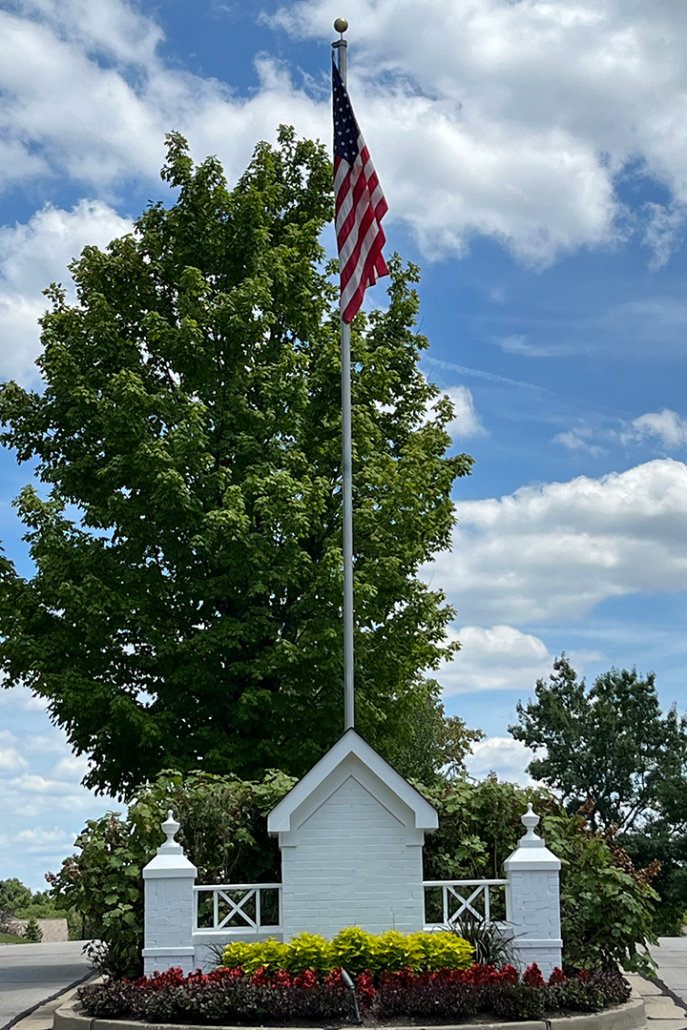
1, 0, 687, 889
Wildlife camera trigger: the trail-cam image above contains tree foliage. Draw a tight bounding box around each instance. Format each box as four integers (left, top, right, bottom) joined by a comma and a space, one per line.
0, 877, 32, 915
48, 768, 296, 978
509, 655, 687, 833
420, 776, 658, 974
0, 128, 472, 796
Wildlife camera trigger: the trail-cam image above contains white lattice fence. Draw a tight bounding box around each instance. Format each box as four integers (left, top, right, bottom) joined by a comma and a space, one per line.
194, 883, 282, 935
423, 879, 507, 929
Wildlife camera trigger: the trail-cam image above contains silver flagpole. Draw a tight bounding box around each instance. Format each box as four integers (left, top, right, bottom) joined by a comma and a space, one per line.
332, 18, 354, 732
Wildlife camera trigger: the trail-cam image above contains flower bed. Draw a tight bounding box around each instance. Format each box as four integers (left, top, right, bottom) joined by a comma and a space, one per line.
78, 962, 632, 1025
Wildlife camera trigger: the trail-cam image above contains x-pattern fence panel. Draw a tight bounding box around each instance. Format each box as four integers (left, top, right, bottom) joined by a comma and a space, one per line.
423, 879, 507, 928
194, 883, 282, 934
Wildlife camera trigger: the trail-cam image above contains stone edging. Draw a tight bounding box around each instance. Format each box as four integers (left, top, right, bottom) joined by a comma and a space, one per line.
53, 996, 647, 1030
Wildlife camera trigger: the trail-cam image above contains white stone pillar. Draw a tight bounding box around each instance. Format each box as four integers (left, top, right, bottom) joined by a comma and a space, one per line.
504, 804, 562, 981
142, 811, 198, 976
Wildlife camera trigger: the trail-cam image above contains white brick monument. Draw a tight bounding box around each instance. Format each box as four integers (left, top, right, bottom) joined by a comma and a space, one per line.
267, 728, 438, 937
142, 735, 563, 977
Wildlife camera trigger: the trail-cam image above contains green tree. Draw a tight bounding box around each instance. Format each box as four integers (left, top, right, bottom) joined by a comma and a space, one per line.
509, 655, 687, 833
385, 689, 485, 784
22, 917, 43, 943
0, 129, 472, 797
0, 878, 32, 914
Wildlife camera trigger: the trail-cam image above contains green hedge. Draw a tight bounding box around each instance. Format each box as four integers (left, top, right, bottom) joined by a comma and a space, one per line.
221, 927, 474, 976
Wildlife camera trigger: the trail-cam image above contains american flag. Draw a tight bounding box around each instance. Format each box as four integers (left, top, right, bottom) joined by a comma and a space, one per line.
333, 61, 388, 324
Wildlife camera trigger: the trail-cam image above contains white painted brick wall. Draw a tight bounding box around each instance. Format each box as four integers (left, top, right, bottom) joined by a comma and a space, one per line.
281, 775, 425, 937
142, 873, 197, 975
504, 809, 563, 980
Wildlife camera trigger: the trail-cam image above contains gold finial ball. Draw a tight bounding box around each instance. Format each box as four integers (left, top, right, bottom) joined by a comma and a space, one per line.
334, 17, 349, 34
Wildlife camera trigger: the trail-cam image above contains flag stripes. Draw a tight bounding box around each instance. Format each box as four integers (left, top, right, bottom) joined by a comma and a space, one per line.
333, 62, 388, 323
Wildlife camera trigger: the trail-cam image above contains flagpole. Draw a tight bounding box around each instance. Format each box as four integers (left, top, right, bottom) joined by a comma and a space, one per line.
333, 18, 354, 733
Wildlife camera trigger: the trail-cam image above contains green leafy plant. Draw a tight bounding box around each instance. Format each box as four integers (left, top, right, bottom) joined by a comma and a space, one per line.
449, 912, 516, 967
221, 928, 473, 977
48, 768, 295, 979
420, 775, 659, 974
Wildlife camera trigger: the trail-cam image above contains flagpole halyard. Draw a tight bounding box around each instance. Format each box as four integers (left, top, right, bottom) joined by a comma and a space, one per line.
333, 19, 355, 732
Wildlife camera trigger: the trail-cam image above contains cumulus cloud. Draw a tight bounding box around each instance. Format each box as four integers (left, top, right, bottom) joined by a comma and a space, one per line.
0, 0, 687, 267
439, 625, 554, 694
15, 826, 77, 855
0, 200, 133, 381
625, 409, 687, 450
445, 386, 486, 440
0, 1, 329, 196
464, 737, 536, 786
552, 425, 604, 456
0, 730, 29, 771
273, 0, 687, 265
438, 623, 602, 694
430, 459, 687, 623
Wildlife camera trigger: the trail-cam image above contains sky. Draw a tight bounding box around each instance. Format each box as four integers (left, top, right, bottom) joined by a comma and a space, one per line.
1, 0, 687, 889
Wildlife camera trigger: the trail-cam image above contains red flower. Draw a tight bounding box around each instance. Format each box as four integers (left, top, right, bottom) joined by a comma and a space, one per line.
325, 967, 344, 987
523, 963, 545, 987
578, 970, 591, 981
356, 971, 376, 1008
548, 967, 568, 985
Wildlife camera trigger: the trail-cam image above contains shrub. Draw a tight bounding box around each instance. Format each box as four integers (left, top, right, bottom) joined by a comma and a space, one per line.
48, 768, 295, 978
492, 983, 546, 1021
22, 918, 43, 943
79, 964, 632, 1025
420, 775, 659, 974
222, 928, 473, 978
375, 968, 477, 1022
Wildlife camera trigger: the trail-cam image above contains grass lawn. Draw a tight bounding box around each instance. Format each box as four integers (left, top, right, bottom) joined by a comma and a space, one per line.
0, 931, 30, 944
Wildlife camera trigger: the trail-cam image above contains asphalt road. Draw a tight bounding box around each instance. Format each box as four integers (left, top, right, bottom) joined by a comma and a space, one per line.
0, 942, 92, 1030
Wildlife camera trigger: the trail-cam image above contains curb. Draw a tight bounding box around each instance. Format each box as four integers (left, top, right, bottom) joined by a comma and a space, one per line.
53, 996, 647, 1030
1, 973, 94, 1030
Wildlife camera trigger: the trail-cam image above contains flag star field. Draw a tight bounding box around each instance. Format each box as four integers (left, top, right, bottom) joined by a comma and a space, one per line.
0, 0, 686, 886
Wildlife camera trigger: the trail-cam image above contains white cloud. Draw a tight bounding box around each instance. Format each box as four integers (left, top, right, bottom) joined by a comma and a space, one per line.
273, 0, 687, 265
464, 737, 536, 787
15, 826, 77, 855
439, 625, 554, 694
0, 685, 49, 711
0, 201, 132, 381
642, 202, 687, 270
552, 425, 604, 456
0, 3, 329, 197
2, 0, 687, 268
0, 730, 28, 771
625, 409, 687, 449
431, 458, 687, 623
438, 623, 603, 694
51, 754, 91, 779
445, 386, 486, 439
